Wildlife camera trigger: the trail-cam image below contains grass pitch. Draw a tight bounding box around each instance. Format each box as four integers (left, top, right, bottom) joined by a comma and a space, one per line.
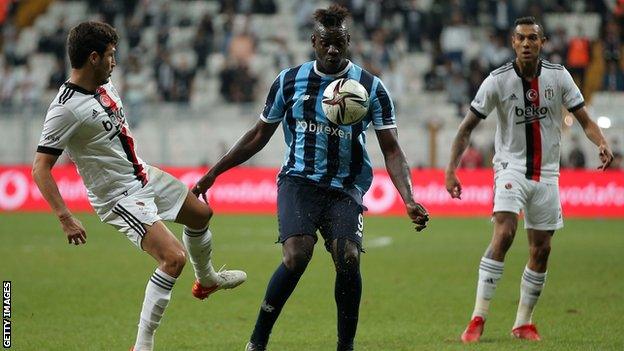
1, 213, 623, 350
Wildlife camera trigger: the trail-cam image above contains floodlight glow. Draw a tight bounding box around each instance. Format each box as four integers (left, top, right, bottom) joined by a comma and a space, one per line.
597, 116, 612, 129
564, 115, 574, 127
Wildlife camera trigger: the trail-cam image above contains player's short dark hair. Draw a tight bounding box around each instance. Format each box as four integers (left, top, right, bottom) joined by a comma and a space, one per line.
313, 4, 350, 28
67, 21, 118, 69
514, 16, 544, 37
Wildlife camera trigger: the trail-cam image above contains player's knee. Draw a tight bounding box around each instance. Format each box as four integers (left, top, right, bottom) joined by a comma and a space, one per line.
334, 240, 360, 274
283, 248, 312, 273
530, 243, 551, 262
494, 225, 516, 247
162, 249, 187, 276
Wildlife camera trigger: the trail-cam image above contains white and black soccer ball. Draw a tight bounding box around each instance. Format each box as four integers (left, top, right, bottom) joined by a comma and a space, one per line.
321, 78, 369, 125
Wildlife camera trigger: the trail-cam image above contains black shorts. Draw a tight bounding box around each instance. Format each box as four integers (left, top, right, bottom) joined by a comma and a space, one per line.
277, 176, 365, 252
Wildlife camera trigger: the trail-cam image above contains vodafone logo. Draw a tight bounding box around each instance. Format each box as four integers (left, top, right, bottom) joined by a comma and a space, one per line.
363, 175, 397, 213
0, 170, 29, 210
526, 89, 538, 102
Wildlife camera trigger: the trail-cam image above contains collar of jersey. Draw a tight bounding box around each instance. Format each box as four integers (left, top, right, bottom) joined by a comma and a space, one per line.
313, 60, 352, 78
512, 59, 542, 79
64, 82, 96, 95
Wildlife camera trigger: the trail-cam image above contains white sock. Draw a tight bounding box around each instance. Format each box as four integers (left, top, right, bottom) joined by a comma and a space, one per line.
514, 266, 546, 328
472, 257, 504, 319
183, 226, 219, 287
134, 268, 176, 351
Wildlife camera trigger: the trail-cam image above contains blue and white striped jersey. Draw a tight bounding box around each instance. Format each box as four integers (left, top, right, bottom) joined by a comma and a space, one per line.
260, 60, 396, 194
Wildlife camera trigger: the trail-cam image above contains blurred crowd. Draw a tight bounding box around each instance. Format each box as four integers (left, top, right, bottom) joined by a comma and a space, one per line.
1, 0, 624, 111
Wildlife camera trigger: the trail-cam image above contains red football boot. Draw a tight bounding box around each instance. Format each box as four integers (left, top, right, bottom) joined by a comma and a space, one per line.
461, 316, 485, 343
191, 269, 247, 300
511, 324, 541, 341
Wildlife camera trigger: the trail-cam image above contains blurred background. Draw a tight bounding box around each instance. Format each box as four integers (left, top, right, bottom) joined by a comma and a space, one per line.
0, 0, 623, 170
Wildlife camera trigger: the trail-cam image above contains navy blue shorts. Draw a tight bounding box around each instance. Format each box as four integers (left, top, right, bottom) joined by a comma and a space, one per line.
276, 176, 364, 252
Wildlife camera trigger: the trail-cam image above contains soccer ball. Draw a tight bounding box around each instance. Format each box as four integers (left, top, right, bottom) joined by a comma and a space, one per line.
321, 78, 369, 125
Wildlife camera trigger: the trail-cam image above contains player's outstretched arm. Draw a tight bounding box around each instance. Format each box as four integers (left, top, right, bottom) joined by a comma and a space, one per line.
32, 152, 87, 245
444, 111, 482, 199
193, 120, 280, 196
571, 107, 614, 170
376, 128, 429, 232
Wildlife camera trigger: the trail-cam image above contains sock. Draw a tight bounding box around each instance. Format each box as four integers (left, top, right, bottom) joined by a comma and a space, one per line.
514, 266, 546, 328
335, 266, 361, 351
250, 263, 304, 347
134, 268, 176, 351
183, 226, 219, 286
472, 257, 504, 319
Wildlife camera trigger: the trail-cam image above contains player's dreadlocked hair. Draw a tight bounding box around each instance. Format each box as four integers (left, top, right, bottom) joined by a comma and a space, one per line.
514, 16, 544, 37
313, 4, 350, 28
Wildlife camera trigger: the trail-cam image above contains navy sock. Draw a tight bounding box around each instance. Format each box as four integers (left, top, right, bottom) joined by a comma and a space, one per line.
335, 263, 361, 350
250, 263, 304, 346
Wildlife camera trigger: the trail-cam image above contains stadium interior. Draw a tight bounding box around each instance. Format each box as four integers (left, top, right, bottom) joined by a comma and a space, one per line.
0, 0, 623, 169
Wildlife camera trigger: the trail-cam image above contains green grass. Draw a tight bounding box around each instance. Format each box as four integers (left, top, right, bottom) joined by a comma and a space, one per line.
1, 213, 623, 350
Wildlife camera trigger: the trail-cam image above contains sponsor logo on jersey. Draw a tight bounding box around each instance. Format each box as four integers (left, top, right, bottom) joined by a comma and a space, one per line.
296, 120, 352, 140
92, 109, 100, 118
514, 105, 547, 124
509, 93, 518, 100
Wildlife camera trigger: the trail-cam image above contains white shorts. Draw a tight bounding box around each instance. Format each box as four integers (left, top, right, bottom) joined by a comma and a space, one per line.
101, 166, 188, 249
493, 170, 563, 231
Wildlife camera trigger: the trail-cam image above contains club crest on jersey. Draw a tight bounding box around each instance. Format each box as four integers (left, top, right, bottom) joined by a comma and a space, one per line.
544, 87, 554, 100
526, 89, 538, 102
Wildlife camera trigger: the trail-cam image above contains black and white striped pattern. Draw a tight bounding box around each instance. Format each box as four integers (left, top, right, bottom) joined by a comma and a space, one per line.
58, 86, 75, 105
522, 267, 546, 286
111, 204, 146, 237
479, 257, 504, 275
491, 62, 513, 76
149, 270, 176, 291
183, 226, 208, 238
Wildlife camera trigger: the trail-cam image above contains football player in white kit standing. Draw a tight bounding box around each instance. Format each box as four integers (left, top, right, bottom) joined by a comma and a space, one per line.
31, 21, 246, 351
444, 17, 613, 343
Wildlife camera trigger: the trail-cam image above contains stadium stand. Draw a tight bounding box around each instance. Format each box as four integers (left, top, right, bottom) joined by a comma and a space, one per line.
1, 0, 623, 168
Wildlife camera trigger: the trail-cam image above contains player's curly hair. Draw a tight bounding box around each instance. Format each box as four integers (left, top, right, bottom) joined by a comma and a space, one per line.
67, 21, 118, 69
313, 4, 350, 28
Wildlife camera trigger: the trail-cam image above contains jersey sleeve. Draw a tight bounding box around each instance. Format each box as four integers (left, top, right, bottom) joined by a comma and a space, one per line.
37, 105, 80, 155
561, 68, 585, 112
470, 74, 497, 119
370, 79, 396, 130
259, 72, 286, 124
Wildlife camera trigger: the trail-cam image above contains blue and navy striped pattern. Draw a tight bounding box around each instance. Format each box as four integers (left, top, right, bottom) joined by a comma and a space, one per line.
261, 61, 396, 193
149, 269, 176, 291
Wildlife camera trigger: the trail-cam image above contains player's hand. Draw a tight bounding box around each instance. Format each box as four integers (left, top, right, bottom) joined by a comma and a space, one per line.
445, 171, 462, 199
193, 172, 217, 203
597, 143, 614, 170
406, 202, 429, 232
59, 214, 87, 245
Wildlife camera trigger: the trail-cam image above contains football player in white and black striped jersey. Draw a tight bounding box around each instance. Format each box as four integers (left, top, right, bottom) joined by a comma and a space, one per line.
445, 16, 613, 343
32, 21, 246, 351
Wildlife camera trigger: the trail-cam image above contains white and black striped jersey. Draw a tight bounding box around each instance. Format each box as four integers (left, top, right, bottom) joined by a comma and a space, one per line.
470, 60, 584, 184
37, 81, 148, 215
